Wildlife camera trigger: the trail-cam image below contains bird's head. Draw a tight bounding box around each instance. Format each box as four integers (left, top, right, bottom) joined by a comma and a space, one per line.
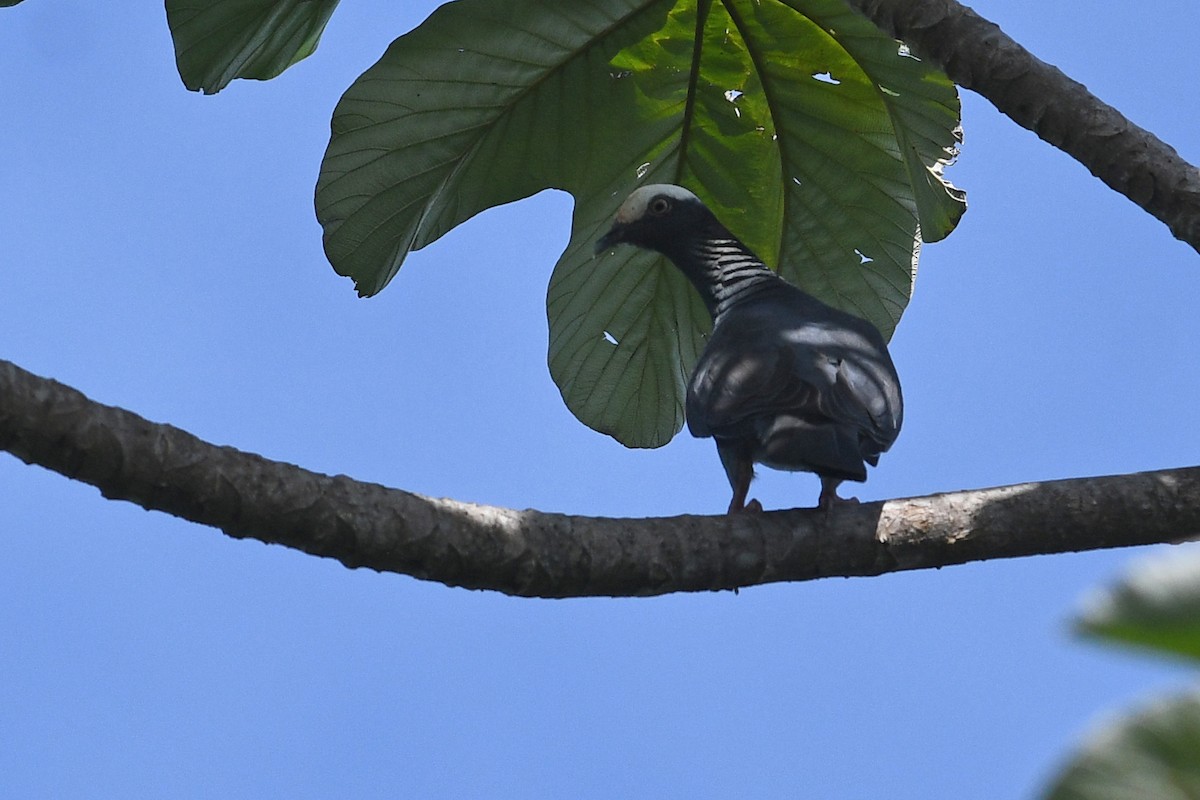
594, 184, 713, 256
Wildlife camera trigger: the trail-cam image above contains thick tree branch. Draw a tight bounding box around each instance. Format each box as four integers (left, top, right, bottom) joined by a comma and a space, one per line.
3, 359, 1197, 597
846, 0, 1200, 254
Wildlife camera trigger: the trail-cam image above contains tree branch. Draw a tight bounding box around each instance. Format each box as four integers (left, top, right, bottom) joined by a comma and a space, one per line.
3, 359, 1197, 597
846, 0, 1200, 254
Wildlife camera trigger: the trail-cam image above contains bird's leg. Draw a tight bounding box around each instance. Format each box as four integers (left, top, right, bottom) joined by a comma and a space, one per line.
719, 442, 760, 514
726, 459, 758, 514
818, 476, 859, 512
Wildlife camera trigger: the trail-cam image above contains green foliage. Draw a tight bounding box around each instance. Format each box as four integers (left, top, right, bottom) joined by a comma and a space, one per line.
314, 0, 963, 447
1043, 692, 1200, 800
1077, 547, 1200, 663
165, 0, 339, 94
1042, 548, 1200, 799
160, 0, 964, 446
159, 0, 963, 446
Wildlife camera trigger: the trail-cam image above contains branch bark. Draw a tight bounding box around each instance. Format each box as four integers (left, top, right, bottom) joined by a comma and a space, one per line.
3, 359, 1197, 598
846, 0, 1200, 254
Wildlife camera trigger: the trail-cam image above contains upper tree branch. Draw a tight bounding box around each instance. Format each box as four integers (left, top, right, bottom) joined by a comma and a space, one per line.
3, 359, 1197, 598
846, 0, 1200, 254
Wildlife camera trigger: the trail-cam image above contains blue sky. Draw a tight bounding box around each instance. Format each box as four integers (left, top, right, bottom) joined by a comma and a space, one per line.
3, 2, 1199, 797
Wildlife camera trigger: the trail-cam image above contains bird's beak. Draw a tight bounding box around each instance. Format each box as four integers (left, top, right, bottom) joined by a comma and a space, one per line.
594, 223, 625, 255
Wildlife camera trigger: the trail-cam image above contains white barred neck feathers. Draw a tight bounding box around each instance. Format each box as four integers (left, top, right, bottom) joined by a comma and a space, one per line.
595, 183, 778, 320
689, 235, 778, 320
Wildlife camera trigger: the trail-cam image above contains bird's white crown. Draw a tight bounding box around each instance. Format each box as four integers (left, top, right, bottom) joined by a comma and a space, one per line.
613, 184, 700, 224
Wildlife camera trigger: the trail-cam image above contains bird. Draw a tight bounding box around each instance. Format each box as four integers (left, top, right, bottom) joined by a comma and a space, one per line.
595, 184, 903, 513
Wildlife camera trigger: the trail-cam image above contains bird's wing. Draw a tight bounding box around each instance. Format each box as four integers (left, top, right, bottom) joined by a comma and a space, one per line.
687, 337, 814, 439
687, 310, 901, 452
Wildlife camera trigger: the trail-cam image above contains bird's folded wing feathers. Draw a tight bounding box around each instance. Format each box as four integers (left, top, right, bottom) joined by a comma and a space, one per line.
687, 320, 898, 447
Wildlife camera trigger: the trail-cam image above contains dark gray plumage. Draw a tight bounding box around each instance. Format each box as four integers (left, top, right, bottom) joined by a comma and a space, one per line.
595, 184, 903, 513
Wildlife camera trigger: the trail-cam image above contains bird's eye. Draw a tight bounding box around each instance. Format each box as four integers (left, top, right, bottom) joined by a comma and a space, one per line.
649, 197, 671, 215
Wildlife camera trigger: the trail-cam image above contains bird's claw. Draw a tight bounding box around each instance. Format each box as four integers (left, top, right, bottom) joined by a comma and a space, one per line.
727, 497, 764, 514
817, 493, 858, 514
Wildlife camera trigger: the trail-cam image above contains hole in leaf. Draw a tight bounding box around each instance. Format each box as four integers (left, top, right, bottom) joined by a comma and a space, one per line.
854, 249, 873, 264
724, 89, 743, 102
879, 85, 900, 97
792, 176, 803, 187
812, 72, 840, 85
636, 162, 651, 179
602, 330, 619, 345
897, 43, 919, 60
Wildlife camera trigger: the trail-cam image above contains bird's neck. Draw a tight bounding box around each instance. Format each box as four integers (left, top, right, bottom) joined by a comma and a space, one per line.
667, 229, 780, 321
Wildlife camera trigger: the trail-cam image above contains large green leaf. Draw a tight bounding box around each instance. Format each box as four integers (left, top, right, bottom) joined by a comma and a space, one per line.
1043, 691, 1200, 800
165, 0, 340, 94
316, 0, 964, 447
1076, 547, 1200, 664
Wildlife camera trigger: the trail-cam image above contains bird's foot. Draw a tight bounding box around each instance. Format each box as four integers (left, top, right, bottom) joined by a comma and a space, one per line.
817, 477, 858, 514
727, 497, 764, 514
817, 490, 858, 514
